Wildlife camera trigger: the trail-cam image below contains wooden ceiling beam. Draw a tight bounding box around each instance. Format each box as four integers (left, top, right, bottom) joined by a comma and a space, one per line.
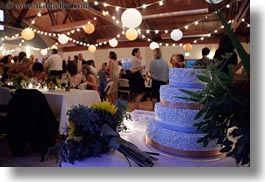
141, 4, 209, 19
231, 0, 250, 32
15, 0, 34, 26
50, 19, 94, 32
25, 10, 62, 20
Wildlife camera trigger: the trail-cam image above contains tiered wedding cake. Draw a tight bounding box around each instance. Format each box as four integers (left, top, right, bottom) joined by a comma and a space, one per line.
146, 68, 219, 157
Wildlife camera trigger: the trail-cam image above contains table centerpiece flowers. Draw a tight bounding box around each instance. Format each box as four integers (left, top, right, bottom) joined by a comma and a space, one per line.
48, 99, 158, 167
12, 73, 30, 89
44, 73, 61, 90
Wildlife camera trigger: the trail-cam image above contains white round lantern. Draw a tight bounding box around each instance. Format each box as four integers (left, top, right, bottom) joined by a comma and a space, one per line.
170, 29, 183, 41
109, 38, 118, 47
205, 0, 224, 4
121, 8, 142, 28
88, 45, 96, 53
84, 22, 95, 34
149, 42, 159, 50
125, 28, 138, 41
21, 28, 35, 40
40, 49, 48, 56
51, 45, 58, 50
58, 34, 69, 44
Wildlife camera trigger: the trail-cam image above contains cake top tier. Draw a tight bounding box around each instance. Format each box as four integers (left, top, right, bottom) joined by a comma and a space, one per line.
169, 68, 206, 86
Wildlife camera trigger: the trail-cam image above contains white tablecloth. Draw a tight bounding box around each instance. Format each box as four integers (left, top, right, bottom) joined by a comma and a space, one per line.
61, 120, 236, 167
41, 89, 100, 134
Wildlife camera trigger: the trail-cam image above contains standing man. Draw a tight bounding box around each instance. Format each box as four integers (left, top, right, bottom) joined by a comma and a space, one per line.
44, 48, 63, 78
77, 53, 86, 73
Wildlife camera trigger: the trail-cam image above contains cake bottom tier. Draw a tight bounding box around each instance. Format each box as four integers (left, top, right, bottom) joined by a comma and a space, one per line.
146, 119, 220, 158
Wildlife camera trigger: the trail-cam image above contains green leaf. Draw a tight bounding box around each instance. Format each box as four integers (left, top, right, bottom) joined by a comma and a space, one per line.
196, 75, 211, 83
196, 137, 205, 144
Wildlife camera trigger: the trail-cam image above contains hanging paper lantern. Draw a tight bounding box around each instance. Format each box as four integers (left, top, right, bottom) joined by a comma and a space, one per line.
149, 42, 159, 50
121, 8, 142, 28
51, 45, 58, 50
183, 43, 192, 51
58, 34, 69, 44
125, 28, 138, 41
170, 29, 183, 41
21, 28, 35, 40
205, 0, 224, 4
40, 49, 48, 56
88, 45, 96, 53
109, 38, 118, 47
83, 22, 95, 34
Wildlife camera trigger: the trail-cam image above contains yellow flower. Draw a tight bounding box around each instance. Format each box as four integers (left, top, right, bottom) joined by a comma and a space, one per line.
56, 78, 61, 86
47, 81, 55, 88
91, 101, 117, 115
68, 122, 75, 139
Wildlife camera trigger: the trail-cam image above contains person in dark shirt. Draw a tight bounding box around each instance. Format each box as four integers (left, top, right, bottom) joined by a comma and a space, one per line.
213, 35, 238, 74
194, 47, 211, 69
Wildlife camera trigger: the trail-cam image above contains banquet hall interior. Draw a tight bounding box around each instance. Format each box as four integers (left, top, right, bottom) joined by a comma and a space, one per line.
0, 0, 250, 167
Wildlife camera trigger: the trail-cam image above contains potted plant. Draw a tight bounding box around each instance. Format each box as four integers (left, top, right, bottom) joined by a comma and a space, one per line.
178, 0, 250, 166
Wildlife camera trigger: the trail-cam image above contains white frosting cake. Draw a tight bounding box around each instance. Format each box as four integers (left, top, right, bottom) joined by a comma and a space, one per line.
169, 68, 206, 88
146, 68, 219, 157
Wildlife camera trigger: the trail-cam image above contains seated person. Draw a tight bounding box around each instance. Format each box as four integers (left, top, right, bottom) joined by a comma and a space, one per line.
7, 58, 32, 78
32, 62, 46, 83
66, 61, 82, 88
81, 64, 97, 90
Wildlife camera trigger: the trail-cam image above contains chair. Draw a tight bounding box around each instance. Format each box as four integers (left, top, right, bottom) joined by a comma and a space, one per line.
7, 89, 59, 161
101, 81, 113, 101
118, 79, 131, 100
0, 87, 13, 134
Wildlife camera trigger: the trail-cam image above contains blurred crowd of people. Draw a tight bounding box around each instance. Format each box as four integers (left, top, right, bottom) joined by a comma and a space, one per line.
0, 34, 242, 111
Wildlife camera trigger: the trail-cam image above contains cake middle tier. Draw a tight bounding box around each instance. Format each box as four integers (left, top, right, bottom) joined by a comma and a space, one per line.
155, 103, 203, 131
160, 85, 202, 104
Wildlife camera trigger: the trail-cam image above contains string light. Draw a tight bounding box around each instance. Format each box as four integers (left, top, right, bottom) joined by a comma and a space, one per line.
142, 4, 147, 9
1, 0, 248, 52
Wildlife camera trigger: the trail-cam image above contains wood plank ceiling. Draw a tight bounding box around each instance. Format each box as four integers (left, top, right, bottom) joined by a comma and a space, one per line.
2, 0, 250, 51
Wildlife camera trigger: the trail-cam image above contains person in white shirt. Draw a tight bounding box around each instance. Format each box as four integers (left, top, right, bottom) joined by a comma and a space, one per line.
44, 49, 63, 78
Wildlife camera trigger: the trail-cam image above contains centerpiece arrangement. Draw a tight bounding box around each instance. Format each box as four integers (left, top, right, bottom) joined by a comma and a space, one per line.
44, 73, 61, 90
48, 99, 158, 167
12, 73, 30, 89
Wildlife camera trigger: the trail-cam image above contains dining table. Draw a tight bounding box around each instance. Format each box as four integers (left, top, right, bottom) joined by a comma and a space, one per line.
60, 117, 235, 167
39, 88, 101, 134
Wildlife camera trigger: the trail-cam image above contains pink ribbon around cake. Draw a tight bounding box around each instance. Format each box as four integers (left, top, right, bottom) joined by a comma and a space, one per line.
160, 99, 203, 110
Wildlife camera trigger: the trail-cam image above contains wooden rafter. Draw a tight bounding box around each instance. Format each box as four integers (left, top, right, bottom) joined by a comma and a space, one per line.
231, 0, 250, 31
25, 10, 62, 20
62, 14, 69, 24
15, 0, 34, 26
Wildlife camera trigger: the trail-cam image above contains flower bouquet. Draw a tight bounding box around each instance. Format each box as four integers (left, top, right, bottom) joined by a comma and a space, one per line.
44, 73, 61, 90
12, 73, 30, 89
48, 99, 158, 167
